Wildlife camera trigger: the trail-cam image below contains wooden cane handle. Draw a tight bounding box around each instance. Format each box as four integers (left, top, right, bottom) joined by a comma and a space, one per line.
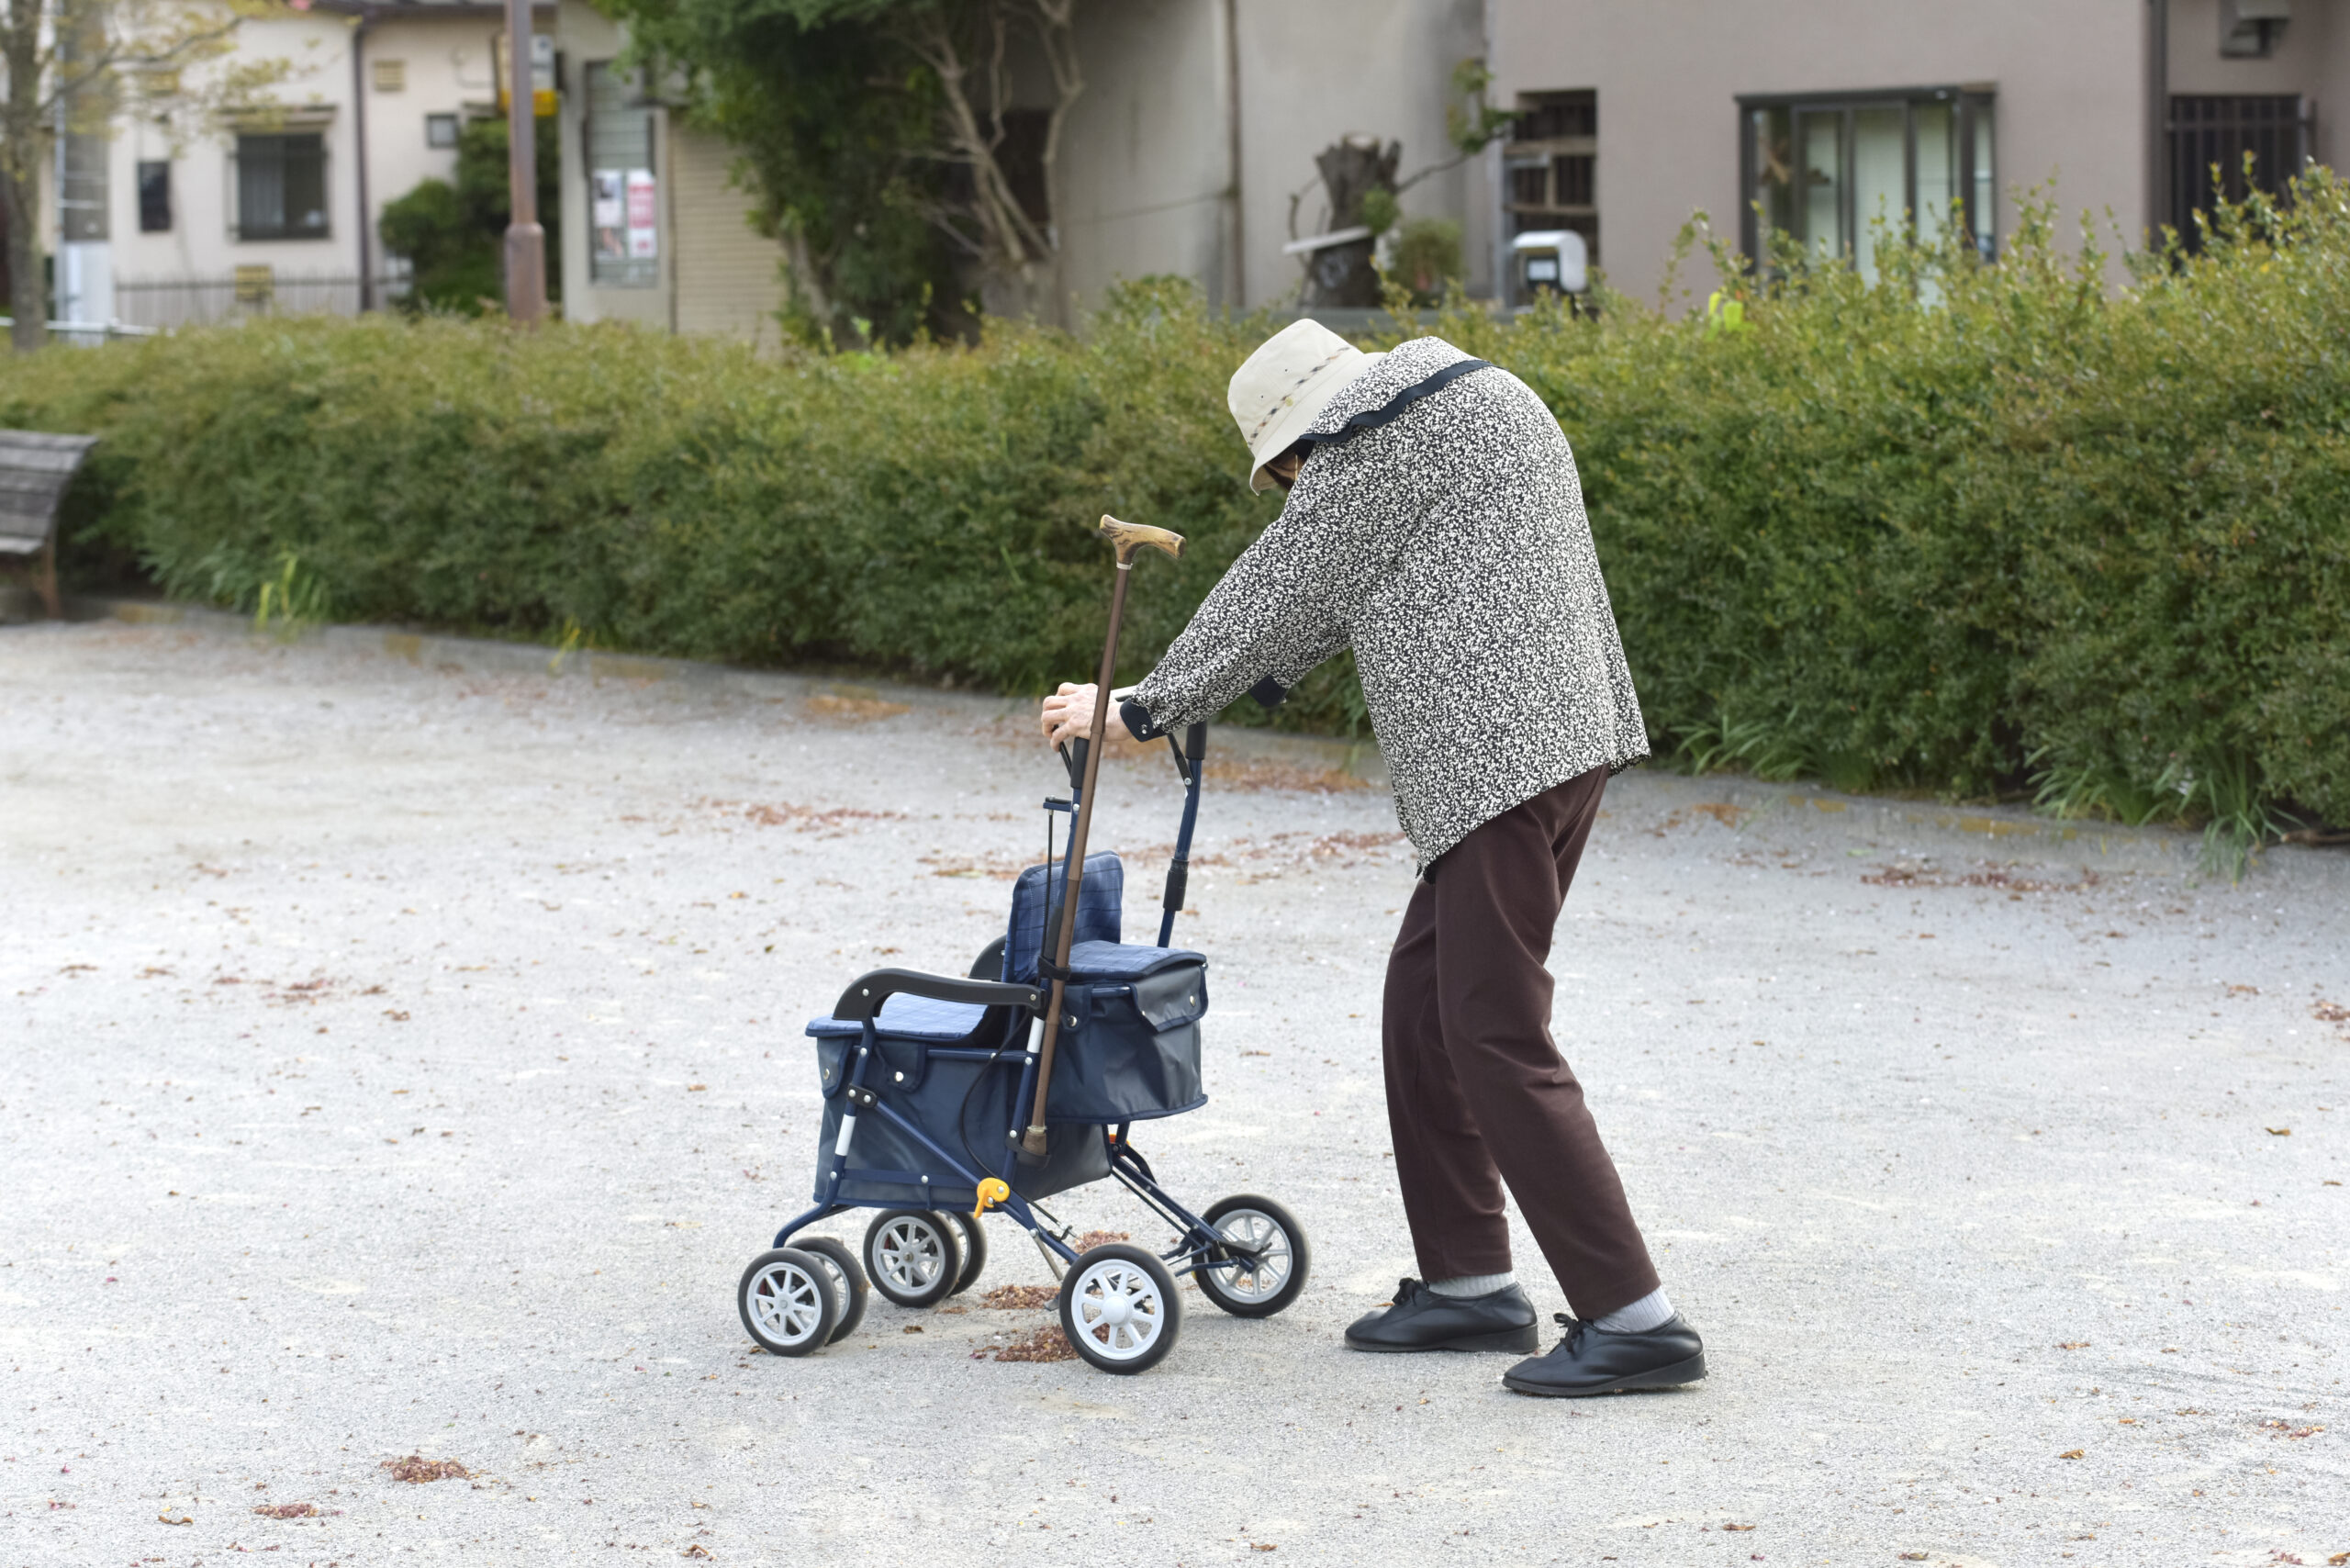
1099, 514, 1184, 564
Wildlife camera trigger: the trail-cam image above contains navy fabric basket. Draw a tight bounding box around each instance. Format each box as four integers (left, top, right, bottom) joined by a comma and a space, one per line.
806, 1027, 1109, 1206
801, 851, 1206, 1204
1045, 939, 1208, 1124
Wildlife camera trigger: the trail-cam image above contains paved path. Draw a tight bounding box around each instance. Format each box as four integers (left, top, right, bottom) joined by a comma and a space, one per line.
3, 618, 2345, 1567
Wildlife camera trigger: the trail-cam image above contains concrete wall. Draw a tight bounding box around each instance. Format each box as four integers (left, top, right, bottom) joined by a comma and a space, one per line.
1234, 0, 1489, 308
1490, 0, 2155, 297
1051, 0, 1492, 316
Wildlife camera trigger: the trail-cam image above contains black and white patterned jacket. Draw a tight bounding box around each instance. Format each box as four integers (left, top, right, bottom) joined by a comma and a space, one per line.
1125, 334, 1649, 872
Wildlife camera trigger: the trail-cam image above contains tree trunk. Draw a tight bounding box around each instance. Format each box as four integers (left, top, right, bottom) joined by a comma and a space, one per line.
1303, 135, 1397, 308
3, 0, 47, 352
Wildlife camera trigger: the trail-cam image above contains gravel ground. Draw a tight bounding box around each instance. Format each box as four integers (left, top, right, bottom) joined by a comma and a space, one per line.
3, 616, 2346, 1568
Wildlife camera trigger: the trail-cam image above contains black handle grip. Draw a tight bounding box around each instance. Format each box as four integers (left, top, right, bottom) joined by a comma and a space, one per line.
1161, 858, 1189, 914
1058, 737, 1090, 792
1182, 722, 1208, 761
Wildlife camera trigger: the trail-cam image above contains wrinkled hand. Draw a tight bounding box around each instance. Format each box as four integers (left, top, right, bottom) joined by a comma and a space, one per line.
1039, 682, 1131, 749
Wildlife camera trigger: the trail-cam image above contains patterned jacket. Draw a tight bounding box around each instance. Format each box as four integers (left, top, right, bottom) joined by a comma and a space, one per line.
1125, 334, 1649, 872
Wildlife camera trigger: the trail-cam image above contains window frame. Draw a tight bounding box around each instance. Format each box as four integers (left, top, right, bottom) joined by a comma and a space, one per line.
230, 130, 332, 242
136, 160, 172, 233
1504, 88, 1597, 261
1736, 84, 1994, 269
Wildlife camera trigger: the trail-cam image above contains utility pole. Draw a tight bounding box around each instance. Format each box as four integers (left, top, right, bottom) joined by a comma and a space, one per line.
501, 0, 545, 322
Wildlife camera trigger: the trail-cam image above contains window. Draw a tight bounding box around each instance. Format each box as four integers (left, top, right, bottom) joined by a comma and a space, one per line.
1504, 89, 1596, 262
60, 125, 108, 241
1740, 87, 1994, 278
372, 58, 406, 93
234, 132, 329, 241
137, 161, 172, 232
2165, 95, 2312, 246
425, 113, 459, 149
586, 62, 657, 287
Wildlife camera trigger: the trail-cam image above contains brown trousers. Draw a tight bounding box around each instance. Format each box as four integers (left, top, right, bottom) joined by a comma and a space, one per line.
1381, 765, 1660, 1319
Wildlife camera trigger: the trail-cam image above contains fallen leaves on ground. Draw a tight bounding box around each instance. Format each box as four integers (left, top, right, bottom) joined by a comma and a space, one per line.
980, 1284, 1058, 1310
1863, 861, 2102, 894
158, 1513, 194, 1525
994, 1325, 1078, 1362
1203, 757, 1375, 794
2259, 1419, 2325, 1439
252, 1502, 319, 1518
2268, 1127, 2292, 1136
806, 694, 911, 723
1075, 1230, 1131, 1252
1721, 1522, 1754, 1531
2055, 1340, 2090, 1350
703, 798, 906, 834
383, 1454, 471, 1483
2058, 1449, 2085, 1460
682, 1545, 714, 1559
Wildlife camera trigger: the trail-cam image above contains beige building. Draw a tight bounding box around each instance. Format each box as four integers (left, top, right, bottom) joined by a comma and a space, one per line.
54, 1, 557, 330
1485, 0, 2349, 297
550, 0, 790, 340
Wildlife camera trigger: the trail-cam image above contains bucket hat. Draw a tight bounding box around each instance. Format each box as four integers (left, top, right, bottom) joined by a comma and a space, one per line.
1226, 319, 1384, 492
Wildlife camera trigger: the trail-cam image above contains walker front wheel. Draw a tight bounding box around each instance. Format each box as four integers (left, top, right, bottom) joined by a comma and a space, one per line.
1194, 1194, 1310, 1318
1057, 1243, 1181, 1375
794, 1236, 870, 1343
863, 1209, 963, 1309
737, 1249, 839, 1357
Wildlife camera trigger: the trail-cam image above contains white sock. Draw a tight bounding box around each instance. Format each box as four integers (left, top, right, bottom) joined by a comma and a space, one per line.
1428, 1271, 1516, 1298
1593, 1287, 1674, 1333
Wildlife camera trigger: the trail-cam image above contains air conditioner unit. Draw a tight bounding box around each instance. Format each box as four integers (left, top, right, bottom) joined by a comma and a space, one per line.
2221, 0, 2289, 57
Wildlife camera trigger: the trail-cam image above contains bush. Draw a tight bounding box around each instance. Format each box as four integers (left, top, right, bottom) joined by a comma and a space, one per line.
2, 173, 2344, 857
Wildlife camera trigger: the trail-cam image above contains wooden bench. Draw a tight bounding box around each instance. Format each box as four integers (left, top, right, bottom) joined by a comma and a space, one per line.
0, 430, 99, 620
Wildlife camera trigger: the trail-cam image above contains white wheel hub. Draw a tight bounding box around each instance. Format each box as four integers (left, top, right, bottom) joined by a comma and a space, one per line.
746, 1260, 826, 1345
876, 1218, 945, 1293
1211, 1209, 1292, 1303
1068, 1257, 1166, 1361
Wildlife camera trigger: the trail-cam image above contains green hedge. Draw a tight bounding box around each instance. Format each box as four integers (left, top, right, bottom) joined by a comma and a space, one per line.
5, 174, 2345, 854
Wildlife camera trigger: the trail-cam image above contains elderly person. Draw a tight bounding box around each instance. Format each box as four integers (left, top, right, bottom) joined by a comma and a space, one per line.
1038, 320, 1703, 1398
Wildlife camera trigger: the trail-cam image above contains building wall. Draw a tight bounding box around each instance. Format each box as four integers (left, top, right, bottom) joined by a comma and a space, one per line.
1234, 0, 1489, 308
1051, 0, 1492, 316
1490, 0, 2154, 297
670, 128, 788, 341
1054, 0, 1232, 313
2167, 0, 2344, 169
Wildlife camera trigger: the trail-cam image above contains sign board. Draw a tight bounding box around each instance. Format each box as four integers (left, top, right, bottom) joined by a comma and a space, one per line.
625, 168, 658, 259
493, 31, 557, 116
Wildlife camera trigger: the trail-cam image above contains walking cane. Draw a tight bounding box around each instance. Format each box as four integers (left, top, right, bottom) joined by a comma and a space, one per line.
1016, 514, 1184, 1164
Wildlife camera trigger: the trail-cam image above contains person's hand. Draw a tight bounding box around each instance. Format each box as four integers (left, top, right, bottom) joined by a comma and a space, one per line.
1039, 682, 1131, 748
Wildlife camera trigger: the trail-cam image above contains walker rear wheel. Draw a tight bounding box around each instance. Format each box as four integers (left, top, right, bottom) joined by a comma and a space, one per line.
863, 1209, 963, 1309
737, 1249, 839, 1357
794, 1236, 869, 1343
1194, 1194, 1310, 1318
938, 1210, 988, 1295
1057, 1243, 1181, 1375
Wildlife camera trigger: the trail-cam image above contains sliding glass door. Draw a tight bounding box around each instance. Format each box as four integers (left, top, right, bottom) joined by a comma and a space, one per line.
1740, 88, 1996, 275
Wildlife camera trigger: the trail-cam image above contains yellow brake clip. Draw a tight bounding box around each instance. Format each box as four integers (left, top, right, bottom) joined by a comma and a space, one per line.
972, 1177, 1009, 1222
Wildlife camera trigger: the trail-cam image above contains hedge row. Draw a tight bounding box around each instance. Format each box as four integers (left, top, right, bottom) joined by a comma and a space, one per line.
5, 174, 2345, 846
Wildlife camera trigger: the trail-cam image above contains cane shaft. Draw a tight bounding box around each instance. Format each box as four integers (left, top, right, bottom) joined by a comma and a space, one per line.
1020, 564, 1133, 1154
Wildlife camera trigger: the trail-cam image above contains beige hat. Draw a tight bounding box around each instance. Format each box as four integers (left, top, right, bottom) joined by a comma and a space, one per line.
1226, 319, 1384, 493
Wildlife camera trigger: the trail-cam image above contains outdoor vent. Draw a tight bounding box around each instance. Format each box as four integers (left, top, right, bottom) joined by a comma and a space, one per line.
2220, 0, 2288, 58
373, 58, 407, 92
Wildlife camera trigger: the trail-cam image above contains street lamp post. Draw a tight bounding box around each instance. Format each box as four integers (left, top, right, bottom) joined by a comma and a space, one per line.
502, 0, 546, 322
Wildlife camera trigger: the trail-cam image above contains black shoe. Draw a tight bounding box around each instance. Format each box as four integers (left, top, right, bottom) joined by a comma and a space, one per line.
1501, 1313, 1707, 1396
1344, 1278, 1540, 1353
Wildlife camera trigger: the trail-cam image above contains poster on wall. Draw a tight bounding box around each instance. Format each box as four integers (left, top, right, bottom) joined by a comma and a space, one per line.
591, 170, 625, 262
625, 169, 657, 260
